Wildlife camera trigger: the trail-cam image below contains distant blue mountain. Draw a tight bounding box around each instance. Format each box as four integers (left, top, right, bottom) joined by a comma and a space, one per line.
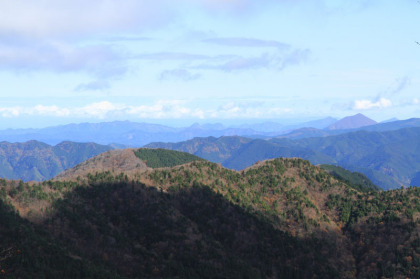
0, 117, 339, 146
277, 117, 420, 140
327, 113, 377, 130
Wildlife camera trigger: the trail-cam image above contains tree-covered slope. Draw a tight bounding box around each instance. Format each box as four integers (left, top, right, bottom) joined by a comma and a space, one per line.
145, 136, 252, 164
0, 158, 418, 278
320, 164, 380, 192
222, 138, 335, 170
0, 160, 354, 278
293, 127, 420, 189
0, 140, 112, 181
134, 148, 205, 168
54, 149, 149, 181
148, 127, 420, 189
0, 194, 122, 278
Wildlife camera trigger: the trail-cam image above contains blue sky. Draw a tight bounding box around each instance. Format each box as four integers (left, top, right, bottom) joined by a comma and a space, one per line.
0, 0, 419, 129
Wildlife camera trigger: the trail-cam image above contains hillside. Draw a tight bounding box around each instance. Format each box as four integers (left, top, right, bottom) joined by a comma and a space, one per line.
147, 127, 420, 189
0, 197, 120, 278
55, 148, 206, 181
0, 141, 112, 181
0, 156, 418, 278
146, 136, 253, 164
320, 164, 381, 192
134, 148, 205, 168
222, 138, 335, 170
294, 127, 420, 189
54, 149, 149, 181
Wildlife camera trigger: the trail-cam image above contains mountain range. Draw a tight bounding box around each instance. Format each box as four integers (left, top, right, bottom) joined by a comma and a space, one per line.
146, 126, 420, 190
0, 116, 346, 146
0, 114, 418, 147
0, 148, 418, 278
0, 114, 419, 189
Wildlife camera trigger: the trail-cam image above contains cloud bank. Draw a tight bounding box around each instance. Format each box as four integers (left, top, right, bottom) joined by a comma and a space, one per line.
0, 100, 293, 120
353, 98, 392, 110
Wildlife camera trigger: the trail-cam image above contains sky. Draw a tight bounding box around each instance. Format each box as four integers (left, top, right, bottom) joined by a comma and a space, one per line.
0, 0, 419, 129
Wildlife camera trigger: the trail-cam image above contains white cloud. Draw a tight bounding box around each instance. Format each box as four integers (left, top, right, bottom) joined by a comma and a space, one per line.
413, 98, 419, 105
0, 40, 125, 77
0, 0, 261, 40
0, 105, 71, 117
0, 0, 174, 39
0, 101, 199, 120
353, 98, 392, 110
127, 100, 205, 119
33, 105, 71, 117
0, 1, 171, 79
0, 107, 22, 117
74, 101, 127, 119
210, 101, 292, 118
0, 100, 294, 120
0, 1, 310, 82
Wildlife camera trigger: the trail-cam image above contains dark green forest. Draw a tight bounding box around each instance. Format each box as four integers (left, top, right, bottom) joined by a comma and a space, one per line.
134, 148, 205, 168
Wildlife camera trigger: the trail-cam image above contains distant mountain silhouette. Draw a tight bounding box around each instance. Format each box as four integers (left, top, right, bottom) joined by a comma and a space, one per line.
327, 113, 377, 130
0, 118, 339, 146
277, 117, 420, 140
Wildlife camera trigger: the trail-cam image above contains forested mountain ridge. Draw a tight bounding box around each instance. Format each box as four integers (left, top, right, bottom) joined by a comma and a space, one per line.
53, 149, 149, 181
0, 152, 418, 278
54, 148, 206, 181
320, 164, 381, 192
0, 141, 112, 181
145, 136, 253, 164
147, 126, 420, 189
292, 127, 420, 189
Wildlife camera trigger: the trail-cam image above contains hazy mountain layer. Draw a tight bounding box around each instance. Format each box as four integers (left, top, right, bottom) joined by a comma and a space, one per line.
278, 117, 420, 140
1, 116, 418, 147
327, 113, 377, 130
0, 121, 265, 146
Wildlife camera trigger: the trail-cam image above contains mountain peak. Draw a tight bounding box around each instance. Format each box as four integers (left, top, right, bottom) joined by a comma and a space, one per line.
327, 113, 377, 130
